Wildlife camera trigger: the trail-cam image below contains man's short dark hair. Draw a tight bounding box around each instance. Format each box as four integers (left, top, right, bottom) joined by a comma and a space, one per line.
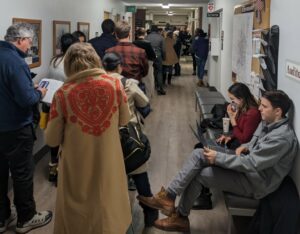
115, 21, 131, 39
101, 19, 115, 34
262, 90, 291, 117
150, 25, 158, 32
136, 27, 146, 37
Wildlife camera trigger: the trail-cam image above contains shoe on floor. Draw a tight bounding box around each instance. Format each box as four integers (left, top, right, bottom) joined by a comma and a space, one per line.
128, 176, 137, 191
48, 163, 58, 183
0, 206, 17, 233
197, 80, 205, 87
192, 192, 212, 210
137, 187, 175, 216
154, 212, 190, 232
15, 211, 52, 234
157, 89, 166, 95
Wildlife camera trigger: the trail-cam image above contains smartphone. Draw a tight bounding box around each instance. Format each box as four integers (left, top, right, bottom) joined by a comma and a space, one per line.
231, 102, 237, 112
39, 81, 49, 89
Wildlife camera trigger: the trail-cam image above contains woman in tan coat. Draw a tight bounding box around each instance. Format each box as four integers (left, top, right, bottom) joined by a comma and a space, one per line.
45, 43, 132, 234
102, 52, 159, 227
162, 31, 179, 85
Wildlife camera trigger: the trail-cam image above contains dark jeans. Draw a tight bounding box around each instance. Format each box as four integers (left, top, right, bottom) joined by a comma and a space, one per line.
174, 63, 181, 75
191, 53, 197, 72
50, 146, 59, 164
153, 55, 163, 89
162, 65, 173, 76
196, 56, 207, 81
131, 172, 156, 214
131, 172, 152, 197
0, 125, 36, 222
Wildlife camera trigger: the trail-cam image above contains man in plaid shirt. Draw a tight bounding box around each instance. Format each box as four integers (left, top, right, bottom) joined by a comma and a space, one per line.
106, 21, 148, 82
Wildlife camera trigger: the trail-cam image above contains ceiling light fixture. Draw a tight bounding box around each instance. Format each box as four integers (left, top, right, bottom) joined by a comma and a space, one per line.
162, 4, 170, 9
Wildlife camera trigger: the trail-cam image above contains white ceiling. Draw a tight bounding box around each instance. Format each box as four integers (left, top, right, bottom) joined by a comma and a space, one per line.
122, 0, 209, 7
121, 0, 209, 16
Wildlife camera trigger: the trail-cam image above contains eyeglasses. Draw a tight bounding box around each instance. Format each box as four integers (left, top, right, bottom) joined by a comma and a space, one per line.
23, 37, 33, 42
15, 37, 33, 43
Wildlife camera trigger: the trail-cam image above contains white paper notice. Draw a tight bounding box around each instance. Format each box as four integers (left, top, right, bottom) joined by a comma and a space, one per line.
38, 78, 63, 104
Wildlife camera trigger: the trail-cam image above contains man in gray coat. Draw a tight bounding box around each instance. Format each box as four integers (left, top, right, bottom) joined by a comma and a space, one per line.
145, 25, 166, 95
138, 90, 298, 232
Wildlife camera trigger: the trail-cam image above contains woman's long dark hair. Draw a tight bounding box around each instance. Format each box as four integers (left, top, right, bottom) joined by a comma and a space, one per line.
228, 82, 258, 112
51, 33, 79, 68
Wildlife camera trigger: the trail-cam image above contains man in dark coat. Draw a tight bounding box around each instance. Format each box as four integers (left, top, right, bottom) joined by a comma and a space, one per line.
89, 19, 117, 59
0, 23, 52, 233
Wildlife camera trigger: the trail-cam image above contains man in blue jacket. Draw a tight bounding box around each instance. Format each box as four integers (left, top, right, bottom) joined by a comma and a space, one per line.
0, 23, 52, 233
89, 19, 117, 59
192, 29, 209, 87
138, 90, 298, 232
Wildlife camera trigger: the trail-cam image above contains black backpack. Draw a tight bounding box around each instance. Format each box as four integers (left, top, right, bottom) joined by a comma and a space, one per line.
119, 122, 151, 174
200, 103, 229, 130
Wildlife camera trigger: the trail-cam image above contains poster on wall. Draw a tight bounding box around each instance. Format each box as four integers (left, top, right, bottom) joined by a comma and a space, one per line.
232, 12, 253, 83
12, 18, 42, 68
53, 20, 71, 56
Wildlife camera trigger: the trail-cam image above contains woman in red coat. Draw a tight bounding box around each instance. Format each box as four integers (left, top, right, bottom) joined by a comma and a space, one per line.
216, 82, 261, 149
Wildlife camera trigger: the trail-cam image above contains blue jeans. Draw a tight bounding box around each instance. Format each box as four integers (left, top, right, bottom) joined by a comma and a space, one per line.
195, 56, 207, 81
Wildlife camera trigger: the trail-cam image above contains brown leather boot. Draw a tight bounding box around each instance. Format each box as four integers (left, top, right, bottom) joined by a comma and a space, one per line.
137, 187, 175, 216
154, 212, 190, 232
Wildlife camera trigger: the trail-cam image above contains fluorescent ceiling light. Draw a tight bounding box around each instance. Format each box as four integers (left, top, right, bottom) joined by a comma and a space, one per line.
162, 4, 170, 9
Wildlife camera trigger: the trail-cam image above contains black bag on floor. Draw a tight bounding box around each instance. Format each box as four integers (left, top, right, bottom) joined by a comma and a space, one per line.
200, 103, 229, 130
120, 122, 151, 174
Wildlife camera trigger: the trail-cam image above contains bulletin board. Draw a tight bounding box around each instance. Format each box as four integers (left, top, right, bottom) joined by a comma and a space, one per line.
232, 0, 271, 97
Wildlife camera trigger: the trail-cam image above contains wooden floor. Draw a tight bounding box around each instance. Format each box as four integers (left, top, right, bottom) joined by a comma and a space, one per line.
5, 60, 230, 234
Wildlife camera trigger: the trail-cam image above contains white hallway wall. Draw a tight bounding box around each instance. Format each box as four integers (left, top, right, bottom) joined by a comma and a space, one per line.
270, 0, 300, 192
209, 0, 300, 192
0, 0, 125, 79
0, 0, 125, 153
208, 0, 241, 96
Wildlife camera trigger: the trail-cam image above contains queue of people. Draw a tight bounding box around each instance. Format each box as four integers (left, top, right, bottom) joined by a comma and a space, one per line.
0, 19, 299, 234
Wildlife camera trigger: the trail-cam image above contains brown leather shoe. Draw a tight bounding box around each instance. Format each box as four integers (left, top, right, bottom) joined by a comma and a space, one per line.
137, 187, 175, 216
197, 80, 205, 87
154, 213, 190, 232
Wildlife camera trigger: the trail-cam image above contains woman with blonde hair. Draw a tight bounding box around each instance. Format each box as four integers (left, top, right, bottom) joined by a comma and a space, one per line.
45, 43, 132, 234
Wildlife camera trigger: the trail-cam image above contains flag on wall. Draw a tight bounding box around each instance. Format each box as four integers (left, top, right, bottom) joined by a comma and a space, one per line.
256, 0, 265, 11
255, 0, 265, 24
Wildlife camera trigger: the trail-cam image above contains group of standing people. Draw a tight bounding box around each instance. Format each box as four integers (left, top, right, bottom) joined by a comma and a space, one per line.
1, 19, 298, 234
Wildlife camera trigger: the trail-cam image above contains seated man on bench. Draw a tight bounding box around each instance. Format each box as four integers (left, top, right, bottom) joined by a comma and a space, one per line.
138, 90, 299, 232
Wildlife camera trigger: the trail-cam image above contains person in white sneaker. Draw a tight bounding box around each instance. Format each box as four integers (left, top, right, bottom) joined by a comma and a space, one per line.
0, 23, 52, 233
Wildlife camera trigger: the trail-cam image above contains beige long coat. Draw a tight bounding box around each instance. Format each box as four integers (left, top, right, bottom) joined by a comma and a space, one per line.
45, 68, 132, 234
162, 37, 179, 66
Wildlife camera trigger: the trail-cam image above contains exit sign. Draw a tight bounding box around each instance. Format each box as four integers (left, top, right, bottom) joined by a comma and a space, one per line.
126, 6, 136, 13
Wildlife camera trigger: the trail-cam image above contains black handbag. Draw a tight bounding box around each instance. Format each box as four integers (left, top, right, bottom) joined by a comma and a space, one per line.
119, 122, 151, 174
